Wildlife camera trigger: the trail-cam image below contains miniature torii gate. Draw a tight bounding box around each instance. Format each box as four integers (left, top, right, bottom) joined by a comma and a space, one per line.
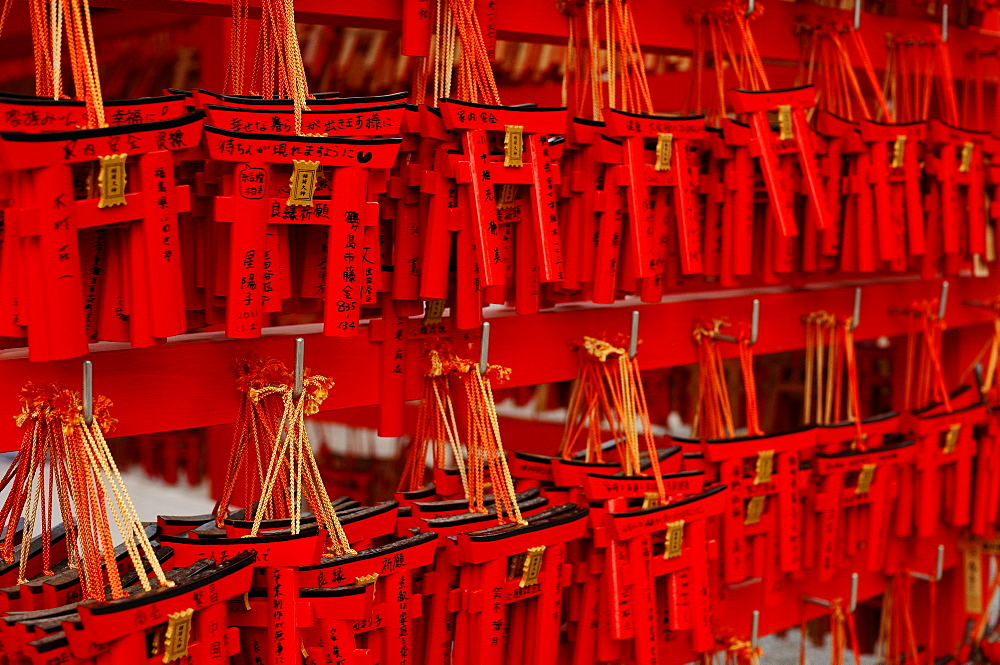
0, 111, 203, 359
206, 125, 401, 337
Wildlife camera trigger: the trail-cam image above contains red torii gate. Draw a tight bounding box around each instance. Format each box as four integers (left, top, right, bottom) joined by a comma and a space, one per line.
205, 126, 401, 337
0, 111, 203, 359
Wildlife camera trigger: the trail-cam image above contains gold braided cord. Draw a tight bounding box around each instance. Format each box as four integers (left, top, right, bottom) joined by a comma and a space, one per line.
245, 373, 355, 556
1, 383, 169, 600
562, 335, 666, 505
397, 345, 470, 495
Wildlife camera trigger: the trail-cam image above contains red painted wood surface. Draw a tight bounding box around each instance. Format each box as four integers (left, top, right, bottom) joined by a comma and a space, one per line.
84, 0, 1000, 83
0, 275, 994, 449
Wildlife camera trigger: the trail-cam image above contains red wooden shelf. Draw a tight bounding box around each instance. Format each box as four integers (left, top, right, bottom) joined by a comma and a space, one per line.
85, 0, 1000, 80
0, 275, 994, 450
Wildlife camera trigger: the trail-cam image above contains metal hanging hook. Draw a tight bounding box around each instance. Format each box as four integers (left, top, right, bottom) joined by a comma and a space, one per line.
890, 281, 950, 320
962, 297, 1000, 312
82, 360, 93, 427
853, 0, 862, 30
480, 322, 491, 375
293, 337, 305, 399
850, 287, 862, 331
909, 544, 945, 582
745, 0, 755, 18
714, 299, 760, 345
804, 572, 859, 613
629, 310, 639, 359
